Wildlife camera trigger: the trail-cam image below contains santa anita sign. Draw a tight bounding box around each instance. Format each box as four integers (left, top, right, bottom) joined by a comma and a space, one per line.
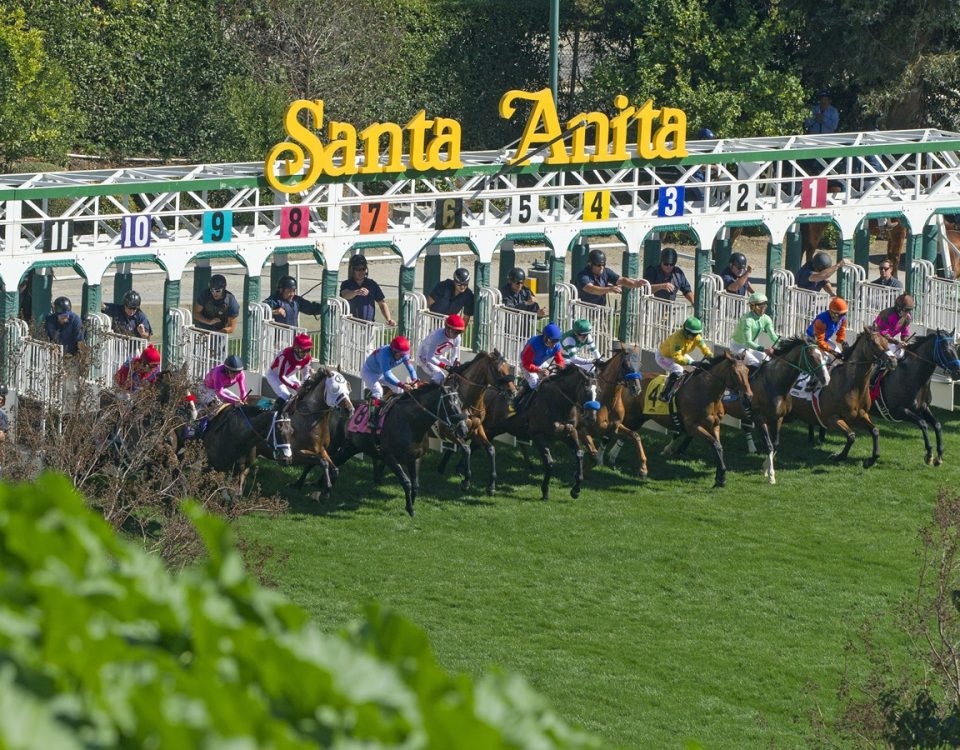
265, 88, 688, 193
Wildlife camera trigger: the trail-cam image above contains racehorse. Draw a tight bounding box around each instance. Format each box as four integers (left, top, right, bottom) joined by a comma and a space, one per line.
435, 350, 516, 495
630, 354, 753, 488
723, 337, 830, 484
789, 328, 895, 467
871, 330, 960, 465
271, 367, 354, 498
581, 344, 649, 478
203, 403, 293, 490
332, 383, 469, 516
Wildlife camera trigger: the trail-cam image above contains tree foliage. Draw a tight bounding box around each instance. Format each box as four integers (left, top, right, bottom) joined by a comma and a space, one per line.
0, 473, 603, 749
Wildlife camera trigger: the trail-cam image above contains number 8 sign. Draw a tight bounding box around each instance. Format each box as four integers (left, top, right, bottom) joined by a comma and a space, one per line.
280, 206, 309, 239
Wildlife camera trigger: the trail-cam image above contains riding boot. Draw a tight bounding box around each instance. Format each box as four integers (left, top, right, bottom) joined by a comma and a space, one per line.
508, 382, 527, 416
368, 398, 382, 424
659, 372, 679, 402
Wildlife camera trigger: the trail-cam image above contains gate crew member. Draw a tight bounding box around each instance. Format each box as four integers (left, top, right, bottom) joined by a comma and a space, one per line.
267, 333, 314, 403
428, 267, 475, 328
720, 252, 753, 296
194, 274, 240, 334
102, 290, 152, 339
44, 297, 86, 354
643, 247, 694, 304
575, 249, 646, 305
114, 344, 162, 393
501, 267, 546, 318
560, 319, 600, 371
807, 297, 848, 355
362, 336, 417, 402
656, 316, 712, 402
796, 252, 852, 295
264, 275, 323, 327
873, 293, 914, 359
416, 314, 464, 384
730, 292, 779, 367
339, 254, 396, 325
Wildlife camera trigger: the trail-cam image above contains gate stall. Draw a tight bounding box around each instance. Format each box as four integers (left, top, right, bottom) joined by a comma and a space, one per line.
245, 302, 303, 385
323, 297, 393, 378
697, 273, 749, 349
477, 287, 537, 368
85, 313, 146, 386
165, 308, 229, 383
769, 269, 829, 338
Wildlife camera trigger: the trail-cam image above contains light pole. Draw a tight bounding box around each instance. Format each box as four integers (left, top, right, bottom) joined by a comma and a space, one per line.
549, 0, 559, 106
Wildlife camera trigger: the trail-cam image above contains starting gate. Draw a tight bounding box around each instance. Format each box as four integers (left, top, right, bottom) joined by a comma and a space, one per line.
477, 287, 537, 368
770, 269, 829, 338
324, 297, 392, 377
85, 313, 146, 385
838, 264, 900, 331
697, 273, 749, 348
552, 283, 617, 357
620, 282, 689, 353
165, 307, 228, 382
403, 291, 448, 351
245, 302, 303, 379
912, 259, 960, 332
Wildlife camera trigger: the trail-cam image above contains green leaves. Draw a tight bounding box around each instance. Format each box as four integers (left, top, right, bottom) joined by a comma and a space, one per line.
0, 475, 603, 749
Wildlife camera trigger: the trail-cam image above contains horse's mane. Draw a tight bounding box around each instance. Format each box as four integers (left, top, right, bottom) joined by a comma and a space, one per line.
287, 366, 331, 406
694, 354, 729, 372
772, 336, 807, 356
906, 330, 945, 351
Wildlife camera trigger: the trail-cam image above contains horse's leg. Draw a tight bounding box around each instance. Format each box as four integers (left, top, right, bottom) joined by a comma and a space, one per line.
373, 457, 386, 484
677, 434, 694, 456
696, 424, 726, 488
407, 454, 421, 512
758, 421, 776, 485
856, 413, 881, 468
902, 406, 934, 465
828, 417, 856, 461
613, 424, 648, 479
923, 404, 945, 466
383, 452, 415, 516
458, 438, 473, 491
532, 434, 554, 501
473, 424, 497, 495
293, 466, 313, 489
437, 445, 454, 475
564, 424, 585, 500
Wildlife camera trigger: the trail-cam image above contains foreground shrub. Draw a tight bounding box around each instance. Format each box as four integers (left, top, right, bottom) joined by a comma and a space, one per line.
0, 474, 603, 749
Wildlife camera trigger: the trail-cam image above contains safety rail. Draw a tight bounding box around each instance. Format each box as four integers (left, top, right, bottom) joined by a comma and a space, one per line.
770, 269, 830, 338
403, 291, 449, 351
477, 287, 537, 368
911, 258, 960, 332
697, 273, 748, 348
165, 307, 228, 383
245, 302, 303, 377
553, 283, 577, 333
85, 313, 147, 386
325, 297, 394, 377
620, 282, 689, 353
571, 298, 617, 358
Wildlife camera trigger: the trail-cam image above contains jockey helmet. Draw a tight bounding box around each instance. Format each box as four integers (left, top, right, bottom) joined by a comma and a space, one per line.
0, 384, 8, 397
277, 275, 297, 290
122, 290, 141, 309
390, 335, 411, 353
811, 252, 832, 272
543, 323, 562, 341
748, 292, 768, 306
445, 314, 466, 331
660, 247, 679, 265
828, 297, 848, 314
139, 345, 161, 365
209, 274, 227, 291
895, 293, 915, 312
453, 267, 470, 285
293, 333, 313, 350
588, 249, 606, 266
349, 254, 368, 270
53, 296, 72, 314
573, 319, 592, 335
683, 316, 703, 335
224, 354, 244, 373
697, 128, 716, 139
507, 267, 526, 283
729, 252, 747, 269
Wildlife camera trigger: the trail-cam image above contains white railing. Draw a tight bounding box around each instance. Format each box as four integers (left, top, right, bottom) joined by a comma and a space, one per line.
916, 260, 960, 333
246, 302, 303, 377
770, 269, 830, 338
837, 264, 868, 330
477, 286, 537, 368
165, 307, 228, 383
403, 291, 448, 349
697, 273, 748, 347
571, 298, 616, 358
553, 282, 577, 333
620, 283, 688, 353
85, 313, 146, 386
325, 297, 392, 377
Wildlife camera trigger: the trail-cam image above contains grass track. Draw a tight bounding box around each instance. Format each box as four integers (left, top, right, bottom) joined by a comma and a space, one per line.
238, 412, 960, 748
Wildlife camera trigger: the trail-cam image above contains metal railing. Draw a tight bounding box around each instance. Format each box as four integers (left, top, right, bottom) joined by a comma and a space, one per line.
165, 307, 229, 382
620, 282, 688, 352
770, 269, 830, 338
245, 302, 303, 377
477, 286, 537, 368
85, 313, 147, 385
912, 258, 960, 332
324, 297, 393, 376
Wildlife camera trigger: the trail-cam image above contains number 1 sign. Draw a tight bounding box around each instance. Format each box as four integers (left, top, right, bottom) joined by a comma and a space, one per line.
801, 178, 828, 209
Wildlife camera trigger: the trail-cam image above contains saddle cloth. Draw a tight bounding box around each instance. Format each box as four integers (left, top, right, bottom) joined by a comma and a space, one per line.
789, 374, 815, 400
348, 398, 397, 435
642, 375, 672, 416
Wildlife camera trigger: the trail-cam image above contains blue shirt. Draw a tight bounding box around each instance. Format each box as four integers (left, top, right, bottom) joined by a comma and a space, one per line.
365, 345, 416, 386
804, 104, 839, 134
339, 278, 385, 321
643, 264, 692, 301
194, 289, 240, 331
102, 303, 152, 337
500, 282, 540, 313
575, 266, 620, 305
521, 334, 562, 367
262, 293, 323, 327
44, 312, 85, 354
428, 280, 475, 316
720, 266, 749, 296
795, 262, 827, 292
806, 310, 845, 341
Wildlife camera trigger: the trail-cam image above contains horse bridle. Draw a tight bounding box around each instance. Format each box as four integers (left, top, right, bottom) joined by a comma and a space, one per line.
237, 405, 292, 459
901, 334, 960, 375
448, 354, 514, 396
405, 385, 466, 430
542, 367, 601, 412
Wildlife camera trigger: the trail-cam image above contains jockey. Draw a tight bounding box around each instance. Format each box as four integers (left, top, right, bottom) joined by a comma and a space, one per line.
520, 323, 565, 390
199, 355, 249, 412
113, 344, 162, 394
416, 314, 464, 385
361, 335, 417, 402
730, 292, 780, 368
267, 333, 314, 402
807, 297, 847, 356
873, 293, 913, 359
657, 316, 713, 402
560, 319, 600, 371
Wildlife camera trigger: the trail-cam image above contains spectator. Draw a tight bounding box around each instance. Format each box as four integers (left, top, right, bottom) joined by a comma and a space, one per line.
501, 267, 546, 318
0, 384, 9, 443
643, 247, 694, 304
428, 267, 475, 327
804, 91, 839, 135
193, 274, 240, 334
264, 275, 323, 327
102, 289, 152, 339
339, 254, 395, 324
720, 252, 753, 296
872, 261, 903, 289
796, 252, 852, 295
44, 296, 86, 354
575, 249, 646, 305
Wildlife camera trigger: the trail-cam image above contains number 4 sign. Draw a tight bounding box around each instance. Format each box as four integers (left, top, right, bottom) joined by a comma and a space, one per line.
801, 178, 828, 209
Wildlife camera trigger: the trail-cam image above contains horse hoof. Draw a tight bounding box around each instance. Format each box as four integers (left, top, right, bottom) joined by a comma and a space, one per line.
570, 486, 580, 499
405, 502, 414, 517
925, 453, 934, 466
934, 456, 943, 467
862, 457, 877, 469
459, 479, 470, 491
713, 479, 726, 489
830, 452, 844, 462
637, 469, 648, 481
486, 484, 496, 496
768, 476, 777, 485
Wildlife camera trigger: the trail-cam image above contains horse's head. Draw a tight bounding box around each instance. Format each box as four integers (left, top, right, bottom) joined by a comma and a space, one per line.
782, 337, 831, 389
322, 369, 354, 414
613, 344, 643, 396
573, 368, 601, 425
724, 352, 753, 403
490, 350, 518, 396
270, 409, 294, 465
438, 384, 470, 439
863, 326, 897, 371
931, 330, 960, 381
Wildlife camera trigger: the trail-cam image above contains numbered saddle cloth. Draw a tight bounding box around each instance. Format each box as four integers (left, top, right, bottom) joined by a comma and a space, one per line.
642, 375, 672, 416
348, 399, 395, 435
789, 374, 816, 400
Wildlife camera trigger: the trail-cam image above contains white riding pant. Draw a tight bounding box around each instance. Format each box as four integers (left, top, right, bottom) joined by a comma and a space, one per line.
886, 341, 905, 359
521, 369, 542, 389
729, 343, 769, 367
418, 360, 446, 385
360, 361, 403, 400
655, 352, 685, 376
266, 370, 297, 400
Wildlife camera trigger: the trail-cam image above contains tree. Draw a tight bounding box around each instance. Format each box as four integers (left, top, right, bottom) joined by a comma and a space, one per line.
0, 7, 80, 169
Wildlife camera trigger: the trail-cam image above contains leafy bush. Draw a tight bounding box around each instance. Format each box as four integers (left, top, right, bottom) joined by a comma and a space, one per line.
0, 474, 603, 749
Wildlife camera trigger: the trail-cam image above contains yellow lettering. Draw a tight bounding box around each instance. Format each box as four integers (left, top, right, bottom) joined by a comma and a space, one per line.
358, 122, 404, 174
635, 99, 661, 159
567, 112, 611, 163
405, 111, 433, 171
607, 95, 635, 162
324, 121, 357, 177
499, 88, 570, 166
427, 117, 464, 169
265, 99, 325, 194
653, 106, 688, 157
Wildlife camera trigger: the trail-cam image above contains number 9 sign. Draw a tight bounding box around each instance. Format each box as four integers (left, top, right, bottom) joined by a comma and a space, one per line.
657, 186, 685, 218
203, 210, 233, 243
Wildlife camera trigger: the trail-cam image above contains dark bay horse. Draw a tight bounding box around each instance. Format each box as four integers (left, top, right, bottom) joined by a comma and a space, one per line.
269, 367, 355, 498
724, 338, 830, 484
582, 344, 649, 478
203, 403, 294, 489
436, 350, 516, 494
789, 329, 894, 467
332, 383, 468, 516
630, 354, 753, 488
872, 330, 960, 465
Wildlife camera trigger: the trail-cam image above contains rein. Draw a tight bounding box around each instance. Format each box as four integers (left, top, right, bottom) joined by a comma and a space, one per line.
236, 406, 291, 455
901, 335, 960, 372
399, 386, 464, 429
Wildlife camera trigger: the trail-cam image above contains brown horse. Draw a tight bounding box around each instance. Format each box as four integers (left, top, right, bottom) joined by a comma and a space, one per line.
884, 219, 908, 274
437, 350, 516, 494
582, 344, 649, 478
788, 328, 895, 467
629, 354, 753, 488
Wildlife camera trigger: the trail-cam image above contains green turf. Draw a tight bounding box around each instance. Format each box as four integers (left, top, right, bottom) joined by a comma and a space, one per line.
236, 412, 960, 749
